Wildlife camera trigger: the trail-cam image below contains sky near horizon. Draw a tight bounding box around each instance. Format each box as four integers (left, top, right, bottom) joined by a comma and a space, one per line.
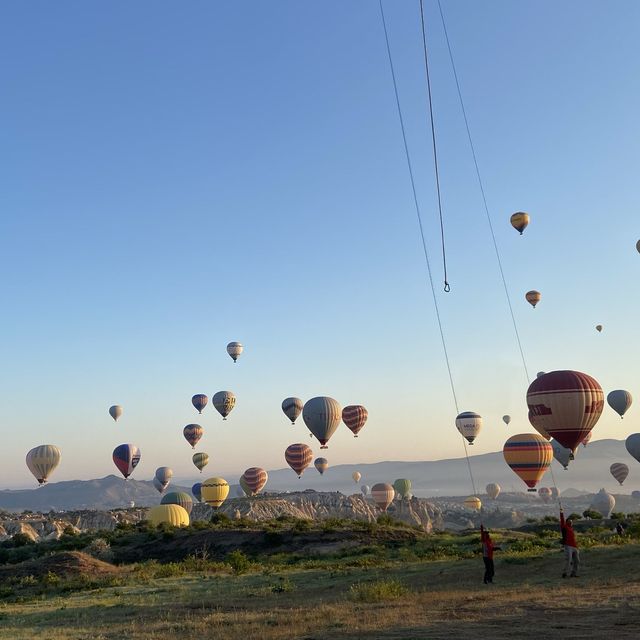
1, 1, 640, 489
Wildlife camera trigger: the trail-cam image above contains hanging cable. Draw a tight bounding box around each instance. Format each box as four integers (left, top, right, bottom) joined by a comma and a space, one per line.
435, 0, 530, 383
379, 0, 478, 498
418, 0, 449, 292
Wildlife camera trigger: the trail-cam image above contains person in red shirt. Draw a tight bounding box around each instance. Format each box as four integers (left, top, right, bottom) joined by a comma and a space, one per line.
480, 524, 496, 584
560, 509, 579, 577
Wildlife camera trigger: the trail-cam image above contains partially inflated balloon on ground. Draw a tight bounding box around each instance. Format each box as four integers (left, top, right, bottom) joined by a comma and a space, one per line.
303, 397, 342, 449
591, 489, 615, 518
455, 412, 482, 445
201, 477, 229, 509
26, 445, 61, 485
503, 434, 553, 491
149, 504, 189, 527
526, 370, 604, 453
161, 491, 194, 516
371, 483, 395, 511
486, 483, 500, 500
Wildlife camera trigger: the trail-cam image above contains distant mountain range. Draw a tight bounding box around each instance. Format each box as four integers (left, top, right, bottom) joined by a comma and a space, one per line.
0, 439, 634, 512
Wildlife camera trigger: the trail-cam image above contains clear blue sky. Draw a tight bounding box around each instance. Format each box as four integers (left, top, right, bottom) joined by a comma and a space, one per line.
1, 1, 639, 489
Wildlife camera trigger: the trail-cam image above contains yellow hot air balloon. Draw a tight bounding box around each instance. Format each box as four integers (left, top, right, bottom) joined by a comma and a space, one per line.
201, 477, 230, 509
464, 496, 482, 510
510, 212, 530, 235
148, 504, 190, 527
25, 445, 61, 484
525, 290, 541, 308
352, 471, 361, 483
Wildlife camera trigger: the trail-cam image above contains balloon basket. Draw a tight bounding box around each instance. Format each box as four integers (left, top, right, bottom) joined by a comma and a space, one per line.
527, 489, 536, 492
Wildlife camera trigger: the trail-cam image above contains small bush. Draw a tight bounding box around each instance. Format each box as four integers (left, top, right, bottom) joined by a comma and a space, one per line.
583, 510, 602, 520
210, 513, 232, 527
611, 512, 626, 520
227, 550, 251, 575
84, 538, 113, 562
11, 533, 34, 548
567, 513, 582, 521
292, 519, 312, 532
270, 577, 294, 593
349, 579, 409, 603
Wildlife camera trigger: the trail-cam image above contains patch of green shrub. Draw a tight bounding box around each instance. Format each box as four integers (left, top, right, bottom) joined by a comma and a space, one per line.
348, 579, 409, 602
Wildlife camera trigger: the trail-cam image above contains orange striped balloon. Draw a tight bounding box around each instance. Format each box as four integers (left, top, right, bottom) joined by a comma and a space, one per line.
284, 443, 313, 477
183, 424, 204, 449
243, 467, 268, 494
503, 433, 553, 491
342, 405, 368, 437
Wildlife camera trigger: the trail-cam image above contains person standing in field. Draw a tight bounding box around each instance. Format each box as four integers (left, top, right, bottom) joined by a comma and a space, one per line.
480, 524, 495, 584
560, 509, 579, 578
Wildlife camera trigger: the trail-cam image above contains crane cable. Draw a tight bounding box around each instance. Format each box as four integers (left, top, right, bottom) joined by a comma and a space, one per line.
378, 0, 477, 500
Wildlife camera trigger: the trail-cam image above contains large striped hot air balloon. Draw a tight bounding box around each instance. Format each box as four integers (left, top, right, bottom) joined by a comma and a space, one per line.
526, 370, 604, 453
226, 342, 243, 363
525, 290, 541, 308
148, 504, 189, 527
607, 390, 632, 419
314, 458, 329, 475
464, 496, 482, 510
112, 444, 141, 480
191, 394, 208, 414
282, 397, 304, 425
538, 487, 552, 503
109, 405, 123, 422
243, 467, 268, 495
191, 482, 202, 503
161, 491, 194, 516
284, 443, 313, 477
25, 445, 61, 485
201, 477, 229, 509
183, 424, 204, 449
486, 483, 500, 500
510, 212, 530, 235
455, 411, 482, 445
503, 433, 553, 491
371, 483, 395, 511
213, 391, 236, 420
610, 463, 629, 486
192, 452, 209, 473
342, 405, 368, 437
302, 397, 342, 449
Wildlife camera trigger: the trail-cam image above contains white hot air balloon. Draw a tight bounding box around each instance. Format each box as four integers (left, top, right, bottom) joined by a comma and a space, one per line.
226, 342, 243, 363
109, 405, 123, 422
455, 412, 482, 445
26, 445, 62, 485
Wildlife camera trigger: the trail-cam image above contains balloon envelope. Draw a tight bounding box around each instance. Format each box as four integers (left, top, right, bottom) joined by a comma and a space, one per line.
526, 370, 604, 452
486, 483, 500, 500
155, 466, 173, 484
192, 452, 209, 472
591, 489, 615, 518
243, 467, 268, 495
161, 491, 194, 516
282, 397, 304, 424
538, 487, 552, 503
191, 394, 208, 414
352, 471, 361, 483
112, 444, 141, 479
551, 439, 573, 470
595, 325, 603, 333
625, 433, 640, 463
183, 424, 204, 449
25, 445, 61, 484
393, 478, 412, 499
525, 290, 541, 308
302, 397, 342, 448
201, 477, 230, 508
212, 391, 236, 419
464, 496, 482, 510
314, 457, 329, 475
149, 504, 189, 527
109, 405, 123, 422
191, 482, 202, 502
610, 463, 629, 485
607, 390, 632, 419
342, 405, 368, 437
510, 212, 530, 234
502, 415, 511, 426
284, 443, 313, 477
503, 434, 553, 490
153, 477, 167, 494
226, 341, 243, 362
455, 411, 482, 444
371, 483, 395, 511
239, 475, 251, 496
361, 485, 370, 496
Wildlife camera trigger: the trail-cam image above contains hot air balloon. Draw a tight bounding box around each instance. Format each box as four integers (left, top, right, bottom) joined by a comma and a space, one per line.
607, 390, 632, 419
192, 482, 202, 502
153, 477, 167, 494
282, 397, 304, 425
302, 397, 342, 449
550, 487, 559, 500
625, 433, 640, 463
582, 431, 592, 447
243, 467, 268, 495
361, 485, 370, 496
239, 475, 251, 496
192, 452, 209, 473
503, 433, 553, 491
183, 424, 204, 449
148, 504, 189, 527
528, 410, 551, 440
595, 325, 603, 333
112, 444, 141, 480
551, 439, 573, 470
155, 466, 173, 486
371, 483, 395, 511
610, 463, 629, 486
486, 483, 500, 500
352, 471, 361, 483
636, 239, 640, 254
25, 445, 61, 485
226, 341, 243, 363
342, 405, 368, 438
201, 477, 230, 509
212, 391, 236, 420
591, 489, 615, 518
525, 290, 541, 308
510, 212, 530, 235
538, 487, 552, 503
526, 370, 604, 453
284, 443, 313, 477
455, 411, 482, 445
109, 405, 123, 422
161, 491, 194, 516
393, 478, 412, 500
191, 394, 208, 414
502, 415, 511, 426
314, 458, 329, 475
464, 496, 482, 510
